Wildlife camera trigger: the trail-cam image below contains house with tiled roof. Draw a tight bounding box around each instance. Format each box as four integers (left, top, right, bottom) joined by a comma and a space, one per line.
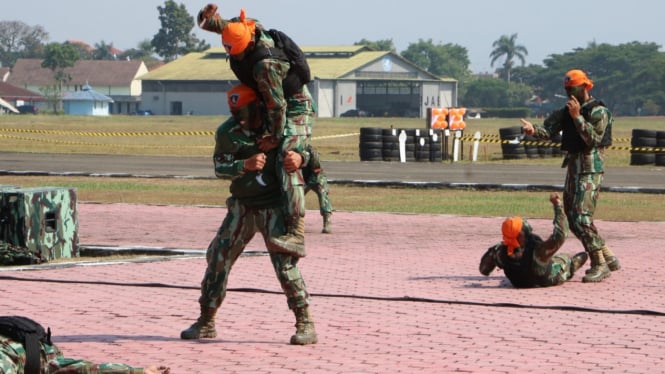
7, 59, 148, 114
0, 81, 45, 107
138, 45, 457, 117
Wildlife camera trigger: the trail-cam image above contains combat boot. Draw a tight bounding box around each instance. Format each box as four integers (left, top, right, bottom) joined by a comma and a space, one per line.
269, 217, 306, 257
569, 252, 588, 278
582, 250, 610, 283
290, 306, 318, 345
601, 245, 621, 271
180, 306, 217, 339
322, 213, 332, 234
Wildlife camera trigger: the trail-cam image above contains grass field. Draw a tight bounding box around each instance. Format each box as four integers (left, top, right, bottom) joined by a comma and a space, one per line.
1, 114, 664, 221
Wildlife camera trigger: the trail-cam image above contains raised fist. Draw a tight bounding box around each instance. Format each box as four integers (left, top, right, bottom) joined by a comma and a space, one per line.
198, 3, 219, 26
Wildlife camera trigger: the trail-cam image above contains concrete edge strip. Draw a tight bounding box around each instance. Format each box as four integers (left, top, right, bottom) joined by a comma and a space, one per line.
1, 170, 663, 194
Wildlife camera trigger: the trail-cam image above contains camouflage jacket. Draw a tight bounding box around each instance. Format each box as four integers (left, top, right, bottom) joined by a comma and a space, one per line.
534, 97, 611, 173
0, 334, 147, 373
213, 117, 282, 208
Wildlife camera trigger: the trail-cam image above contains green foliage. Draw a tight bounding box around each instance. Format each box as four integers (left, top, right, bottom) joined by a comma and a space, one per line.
151, 0, 210, 62
400, 39, 471, 80
516, 42, 665, 115
354, 39, 396, 52
461, 78, 531, 108
0, 20, 48, 67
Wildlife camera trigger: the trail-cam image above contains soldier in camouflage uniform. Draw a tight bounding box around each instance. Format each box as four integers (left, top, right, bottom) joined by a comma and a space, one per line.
479, 193, 588, 288
303, 144, 333, 234
521, 69, 619, 283
180, 84, 317, 345
198, 4, 315, 255
1, 319, 168, 374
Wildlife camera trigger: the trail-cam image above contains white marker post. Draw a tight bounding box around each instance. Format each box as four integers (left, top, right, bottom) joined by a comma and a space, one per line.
472, 131, 481, 162
453, 131, 462, 162
398, 130, 407, 163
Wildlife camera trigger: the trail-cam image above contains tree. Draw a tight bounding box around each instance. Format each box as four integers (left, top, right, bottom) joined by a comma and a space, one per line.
490, 33, 528, 83
354, 39, 395, 52
151, 0, 210, 62
0, 20, 49, 67
400, 39, 470, 80
41, 43, 80, 112
93, 41, 117, 60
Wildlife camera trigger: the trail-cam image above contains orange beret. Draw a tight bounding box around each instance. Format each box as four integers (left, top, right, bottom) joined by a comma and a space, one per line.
564, 69, 594, 90
502, 216, 523, 256
227, 84, 257, 110
221, 9, 256, 55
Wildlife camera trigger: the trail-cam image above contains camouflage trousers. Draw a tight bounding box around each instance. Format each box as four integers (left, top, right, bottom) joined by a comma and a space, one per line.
0, 338, 143, 373
199, 197, 311, 310
563, 169, 606, 253
305, 170, 333, 216
278, 135, 308, 221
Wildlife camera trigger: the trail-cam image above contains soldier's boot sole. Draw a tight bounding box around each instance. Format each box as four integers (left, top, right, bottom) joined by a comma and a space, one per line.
582, 264, 611, 283
180, 323, 217, 339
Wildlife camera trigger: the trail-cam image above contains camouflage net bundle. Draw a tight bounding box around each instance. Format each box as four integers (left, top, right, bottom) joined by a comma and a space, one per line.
0, 242, 43, 265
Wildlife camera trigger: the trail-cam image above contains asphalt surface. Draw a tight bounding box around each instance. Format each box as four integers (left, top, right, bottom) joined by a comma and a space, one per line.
1, 152, 664, 192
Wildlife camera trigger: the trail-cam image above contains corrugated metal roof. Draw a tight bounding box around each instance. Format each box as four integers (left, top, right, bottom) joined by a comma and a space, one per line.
139, 46, 451, 82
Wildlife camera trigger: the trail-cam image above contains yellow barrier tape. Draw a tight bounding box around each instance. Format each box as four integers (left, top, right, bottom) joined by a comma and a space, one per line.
0, 133, 211, 149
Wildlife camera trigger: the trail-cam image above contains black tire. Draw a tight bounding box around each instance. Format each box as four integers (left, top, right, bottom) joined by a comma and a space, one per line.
632, 129, 657, 138
499, 126, 526, 160
630, 152, 655, 165
655, 153, 665, 166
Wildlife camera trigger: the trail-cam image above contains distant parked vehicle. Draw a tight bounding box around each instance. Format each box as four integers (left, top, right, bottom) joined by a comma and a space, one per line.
132, 109, 154, 116
340, 109, 371, 118
16, 105, 38, 114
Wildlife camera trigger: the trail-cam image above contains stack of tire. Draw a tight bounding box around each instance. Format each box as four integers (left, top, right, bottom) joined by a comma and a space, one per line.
498, 126, 526, 159
359, 127, 443, 162
630, 129, 657, 166
657, 131, 665, 166
359, 127, 384, 161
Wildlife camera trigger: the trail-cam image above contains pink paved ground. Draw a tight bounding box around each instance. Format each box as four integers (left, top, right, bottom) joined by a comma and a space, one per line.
2, 203, 665, 373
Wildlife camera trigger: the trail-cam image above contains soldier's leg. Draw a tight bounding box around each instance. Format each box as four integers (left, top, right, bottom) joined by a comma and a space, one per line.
262, 206, 316, 345
271, 253, 317, 345
270, 134, 307, 253
563, 172, 610, 283
181, 198, 256, 339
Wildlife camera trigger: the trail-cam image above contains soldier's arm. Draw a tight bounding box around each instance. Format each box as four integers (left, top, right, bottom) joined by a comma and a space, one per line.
535, 193, 568, 262
575, 106, 610, 147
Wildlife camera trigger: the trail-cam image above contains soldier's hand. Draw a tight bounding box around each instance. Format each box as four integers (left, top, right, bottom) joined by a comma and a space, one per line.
567, 95, 581, 118
243, 153, 266, 171
520, 118, 535, 135
549, 192, 561, 205
257, 135, 279, 152
283, 150, 303, 173
198, 3, 219, 29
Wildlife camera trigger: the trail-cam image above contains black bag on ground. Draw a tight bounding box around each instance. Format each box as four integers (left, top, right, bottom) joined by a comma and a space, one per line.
0, 316, 52, 374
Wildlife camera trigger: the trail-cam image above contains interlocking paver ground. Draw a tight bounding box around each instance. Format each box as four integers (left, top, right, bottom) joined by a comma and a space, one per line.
2, 203, 664, 373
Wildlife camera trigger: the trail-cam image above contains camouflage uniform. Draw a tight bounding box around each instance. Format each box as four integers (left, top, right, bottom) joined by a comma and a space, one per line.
302, 145, 333, 229
479, 200, 586, 288
200, 116, 312, 310
531, 96, 616, 282
1, 333, 148, 373
181, 114, 316, 344
200, 11, 315, 227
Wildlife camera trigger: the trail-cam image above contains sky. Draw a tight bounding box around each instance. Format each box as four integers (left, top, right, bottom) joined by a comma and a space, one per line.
3, 0, 664, 73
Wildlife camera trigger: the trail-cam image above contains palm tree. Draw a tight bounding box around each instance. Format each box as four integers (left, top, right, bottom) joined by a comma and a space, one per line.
490, 33, 528, 83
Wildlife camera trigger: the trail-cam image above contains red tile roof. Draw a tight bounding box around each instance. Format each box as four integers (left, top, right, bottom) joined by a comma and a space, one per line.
7, 59, 145, 86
